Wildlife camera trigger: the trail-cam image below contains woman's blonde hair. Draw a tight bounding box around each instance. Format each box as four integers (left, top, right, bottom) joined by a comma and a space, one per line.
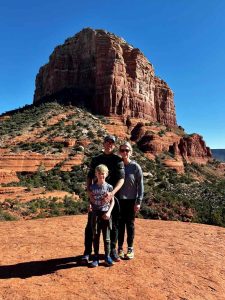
95, 164, 109, 175
119, 141, 133, 154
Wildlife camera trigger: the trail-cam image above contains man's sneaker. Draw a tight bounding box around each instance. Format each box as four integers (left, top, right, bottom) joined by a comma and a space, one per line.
80, 254, 89, 265
110, 249, 121, 262
126, 248, 134, 260
118, 249, 125, 259
105, 256, 114, 267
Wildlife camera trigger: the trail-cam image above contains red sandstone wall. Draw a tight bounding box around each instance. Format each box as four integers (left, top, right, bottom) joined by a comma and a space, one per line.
34, 28, 177, 127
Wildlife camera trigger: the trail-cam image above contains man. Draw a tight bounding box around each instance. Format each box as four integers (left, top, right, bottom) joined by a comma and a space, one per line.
81, 135, 125, 264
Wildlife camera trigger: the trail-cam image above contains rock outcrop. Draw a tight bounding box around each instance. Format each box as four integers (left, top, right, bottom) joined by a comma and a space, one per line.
0, 152, 84, 174
0, 169, 19, 184
33, 28, 177, 127
131, 122, 211, 159
178, 134, 212, 162
130, 122, 212, 172
0, 187, 78, 203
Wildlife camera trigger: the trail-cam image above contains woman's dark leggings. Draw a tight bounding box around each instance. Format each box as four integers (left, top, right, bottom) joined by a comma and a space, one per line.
118, 199, 136, 249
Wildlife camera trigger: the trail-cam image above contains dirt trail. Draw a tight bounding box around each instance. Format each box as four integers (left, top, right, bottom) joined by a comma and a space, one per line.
0, 215, 224, 300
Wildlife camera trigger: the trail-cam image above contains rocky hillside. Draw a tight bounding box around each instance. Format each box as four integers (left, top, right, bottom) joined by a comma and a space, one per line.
0, 103, 224, 226
0, 215, 224, 300
33, 28, 176, 127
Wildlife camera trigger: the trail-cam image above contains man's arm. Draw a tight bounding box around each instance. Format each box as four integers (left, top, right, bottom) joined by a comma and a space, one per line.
86, 181, 94, 211
86, 177, 93, 194
104, 178, 124, 202
112, 178, 124, 196
86, 156, 97, 202
105, 158, 125, 201
110, 158, 125, 197
134, 163, 144, 212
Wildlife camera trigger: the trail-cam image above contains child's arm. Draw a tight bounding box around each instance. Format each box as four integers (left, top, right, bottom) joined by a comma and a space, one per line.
103, 196, 115, 220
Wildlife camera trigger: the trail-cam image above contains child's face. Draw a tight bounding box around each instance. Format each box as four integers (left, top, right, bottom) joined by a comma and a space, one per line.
96, 171, 107, 182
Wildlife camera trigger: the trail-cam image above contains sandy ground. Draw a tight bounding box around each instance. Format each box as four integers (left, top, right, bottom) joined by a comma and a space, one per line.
0, 215, 225, 300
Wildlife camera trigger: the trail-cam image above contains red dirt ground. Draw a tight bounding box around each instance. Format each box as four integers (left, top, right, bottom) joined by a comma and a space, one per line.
0, 215, 224, 300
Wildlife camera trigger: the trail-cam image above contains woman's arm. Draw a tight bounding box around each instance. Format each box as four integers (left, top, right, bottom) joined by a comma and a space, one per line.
135, 164, 144, 212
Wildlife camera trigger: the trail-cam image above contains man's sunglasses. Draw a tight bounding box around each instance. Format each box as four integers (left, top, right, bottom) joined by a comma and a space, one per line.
120, 149, 130, 153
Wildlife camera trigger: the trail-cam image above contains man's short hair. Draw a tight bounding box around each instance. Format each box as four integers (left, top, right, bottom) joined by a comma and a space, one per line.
104, 135, 116, 143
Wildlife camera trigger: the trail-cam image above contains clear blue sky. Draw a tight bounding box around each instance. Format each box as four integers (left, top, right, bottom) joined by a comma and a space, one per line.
1, 0, 225, 149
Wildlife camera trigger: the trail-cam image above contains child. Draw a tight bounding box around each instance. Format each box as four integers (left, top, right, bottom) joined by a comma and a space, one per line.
89, 164, 115, 267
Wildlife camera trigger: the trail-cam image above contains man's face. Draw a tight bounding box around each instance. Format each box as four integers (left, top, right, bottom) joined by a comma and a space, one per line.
103, 139, 115, 154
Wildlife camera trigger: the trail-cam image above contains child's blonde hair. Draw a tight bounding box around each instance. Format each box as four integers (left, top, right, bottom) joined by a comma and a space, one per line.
95, 164, 109, 175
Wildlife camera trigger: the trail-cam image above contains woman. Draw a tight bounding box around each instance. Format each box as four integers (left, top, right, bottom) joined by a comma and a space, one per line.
117, 141, 144, 259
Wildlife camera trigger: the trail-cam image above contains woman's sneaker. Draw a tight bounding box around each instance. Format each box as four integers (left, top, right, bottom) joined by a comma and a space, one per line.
126, 248, 134, 260
105, 256, 114, 267
118, 249, 125, 259
90, 256, 99, 268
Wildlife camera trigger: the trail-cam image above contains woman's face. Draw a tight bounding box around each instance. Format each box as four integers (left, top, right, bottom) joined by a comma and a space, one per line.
119, 146, 131, 159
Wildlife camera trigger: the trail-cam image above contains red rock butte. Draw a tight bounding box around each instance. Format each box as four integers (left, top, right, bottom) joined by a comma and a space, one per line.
33, 28, 177, 127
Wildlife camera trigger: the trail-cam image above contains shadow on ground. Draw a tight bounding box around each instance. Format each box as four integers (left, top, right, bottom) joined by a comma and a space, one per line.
0, 256, 83, 279
0, 254, 110, 279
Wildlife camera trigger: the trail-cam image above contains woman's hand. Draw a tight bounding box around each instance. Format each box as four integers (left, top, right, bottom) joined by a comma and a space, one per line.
134, 204, 140, 213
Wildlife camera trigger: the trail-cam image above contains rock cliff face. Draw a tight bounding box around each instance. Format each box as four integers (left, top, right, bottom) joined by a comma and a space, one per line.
34, 28, 177, 127
178, 134, 212, 160
130, 122, 212, 171
0, 169, 19, 184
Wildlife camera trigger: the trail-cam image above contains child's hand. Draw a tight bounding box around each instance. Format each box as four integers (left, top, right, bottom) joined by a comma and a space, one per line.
103, 212, 110, 220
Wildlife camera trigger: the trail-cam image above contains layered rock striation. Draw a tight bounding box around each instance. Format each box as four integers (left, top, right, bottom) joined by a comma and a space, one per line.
34, 28, 176, 127
130, 122, 212, 171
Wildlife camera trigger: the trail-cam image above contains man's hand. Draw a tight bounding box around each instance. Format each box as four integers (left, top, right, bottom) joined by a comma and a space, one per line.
101, 191, 113, 203
88, 203, 92, 212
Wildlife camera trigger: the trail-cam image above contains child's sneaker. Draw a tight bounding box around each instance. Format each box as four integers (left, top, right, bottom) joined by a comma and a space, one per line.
126, 248, 134, 260
80, 254, 89, 265
118, 249, 125, 259
90, 260, 99, 268
105, 256, 114, 267
90, 255, 99, 268
110, 249, 121, 262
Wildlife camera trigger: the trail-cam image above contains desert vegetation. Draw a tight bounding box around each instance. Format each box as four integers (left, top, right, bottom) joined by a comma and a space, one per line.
0, 103, 224, 226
